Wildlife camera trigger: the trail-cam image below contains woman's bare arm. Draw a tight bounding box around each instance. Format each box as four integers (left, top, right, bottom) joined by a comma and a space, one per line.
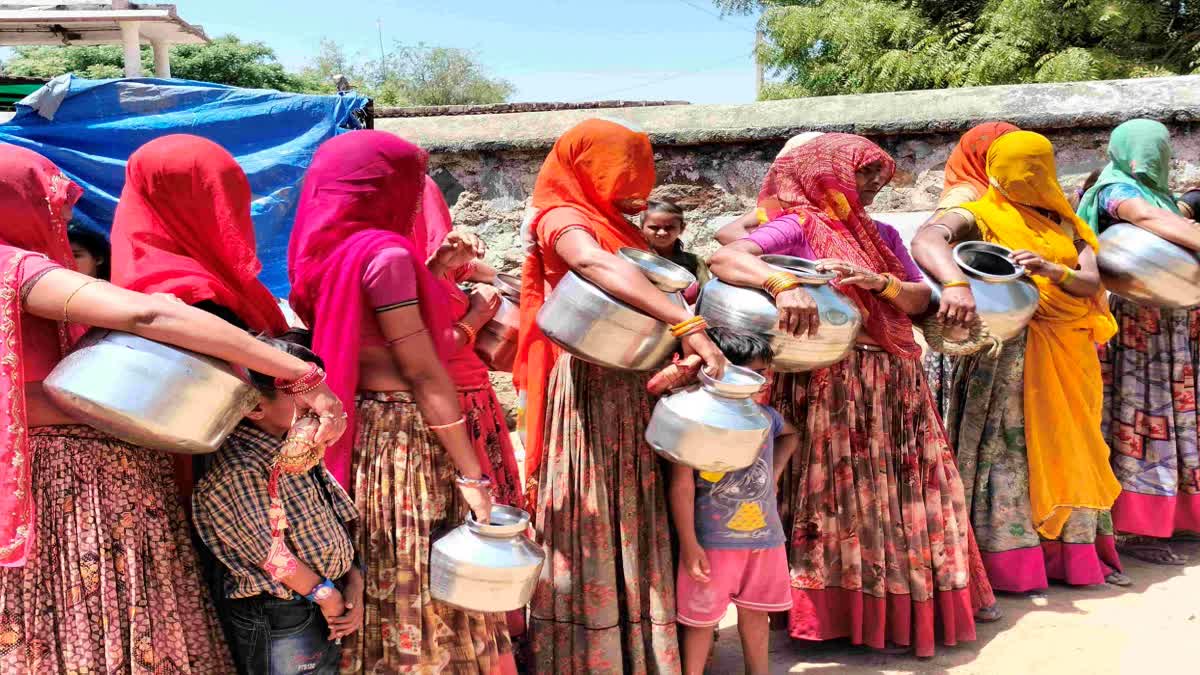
910, 212, 978, 328
708, 240, 819, 336
1116, 197, 1200, 251
714, 210, 761, 246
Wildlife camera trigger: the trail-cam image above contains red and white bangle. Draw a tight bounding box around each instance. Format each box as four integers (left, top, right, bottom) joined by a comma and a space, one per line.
274, 362, 326, 396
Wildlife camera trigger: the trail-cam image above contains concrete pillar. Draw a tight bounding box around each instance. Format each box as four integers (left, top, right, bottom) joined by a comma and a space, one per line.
152, 40, 171, 78
120, 22, 142, 78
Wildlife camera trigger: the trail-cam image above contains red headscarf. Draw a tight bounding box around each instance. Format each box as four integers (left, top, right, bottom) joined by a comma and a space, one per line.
288, 130, 453, 489
759, 133, 920, 359
0, 144, 84, 567
514, 118, 656, 501
941, 121, 1020, 203
111, 134, 287, 335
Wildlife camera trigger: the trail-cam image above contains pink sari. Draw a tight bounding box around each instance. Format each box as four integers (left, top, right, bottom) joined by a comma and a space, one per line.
288, 131, 454, 490
0, 145, 83, 567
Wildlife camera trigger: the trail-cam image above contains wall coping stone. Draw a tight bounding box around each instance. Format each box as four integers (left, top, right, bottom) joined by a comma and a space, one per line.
374, 100, 690, 118
377, 75, 1200, 154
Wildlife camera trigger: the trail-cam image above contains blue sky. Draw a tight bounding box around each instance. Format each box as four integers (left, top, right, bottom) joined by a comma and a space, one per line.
178, 0, 761, 103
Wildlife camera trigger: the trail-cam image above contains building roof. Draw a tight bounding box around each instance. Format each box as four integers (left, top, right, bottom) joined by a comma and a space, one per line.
0, 2, 208, 46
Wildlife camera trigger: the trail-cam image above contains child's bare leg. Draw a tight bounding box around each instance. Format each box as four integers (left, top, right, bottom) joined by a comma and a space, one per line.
736, 607, 770, 675
681, 623, 718, 675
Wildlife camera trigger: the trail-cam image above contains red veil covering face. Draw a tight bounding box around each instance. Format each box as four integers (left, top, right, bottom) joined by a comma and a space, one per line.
513, 118, 656, 502
111, 134, 287, 335
941, 121, 1020, 204
288, 130, 453, 490
0, 144, 85, 566
758, 132, 920, 359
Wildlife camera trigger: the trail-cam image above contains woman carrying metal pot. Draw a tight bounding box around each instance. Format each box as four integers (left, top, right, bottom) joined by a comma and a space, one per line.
514, 118, 726, 674
708, 133, 977, 658
0, 143, 346, 674
913, 131, 1126, 592
288, 130, 514, 673
1077, 119, 1200, 567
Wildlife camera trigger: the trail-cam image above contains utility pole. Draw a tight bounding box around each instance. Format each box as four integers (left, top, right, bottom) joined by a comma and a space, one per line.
754, 9, 764, 99
377, 18, 387, 78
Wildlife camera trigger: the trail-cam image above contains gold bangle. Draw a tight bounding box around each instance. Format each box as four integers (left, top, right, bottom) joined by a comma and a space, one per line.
942, 280, 970, 290
455, 321, 477, 344
877, 274, 902, 301
669, 316, 706, 338
1058, 266, 1076, 285
672, 317, 709, 339
762, 271, 801, 298
62, 279, 101, 322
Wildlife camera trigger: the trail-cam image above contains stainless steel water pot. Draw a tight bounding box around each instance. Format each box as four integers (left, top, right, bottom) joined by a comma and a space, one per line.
430, 505, 545, 613
43, 329, 261, 454
1097, 222, 1200, 308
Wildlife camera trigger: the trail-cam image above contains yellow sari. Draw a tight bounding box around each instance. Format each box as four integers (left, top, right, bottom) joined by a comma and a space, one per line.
960, 131, 1120, 540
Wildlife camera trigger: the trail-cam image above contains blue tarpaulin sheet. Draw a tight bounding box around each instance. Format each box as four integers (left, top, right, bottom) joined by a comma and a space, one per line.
0, 75, 370, 296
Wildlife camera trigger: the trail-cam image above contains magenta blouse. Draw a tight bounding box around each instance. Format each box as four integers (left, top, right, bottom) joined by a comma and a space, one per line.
746, 214, 923, 282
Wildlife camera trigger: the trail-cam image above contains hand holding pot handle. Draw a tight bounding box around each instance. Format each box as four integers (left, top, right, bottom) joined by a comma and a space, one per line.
938, 285, 977, 329
681, 331, 727, 380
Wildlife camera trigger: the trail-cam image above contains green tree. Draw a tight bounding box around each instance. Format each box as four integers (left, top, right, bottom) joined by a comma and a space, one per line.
299, 40, 514, 106
1, 35, 317, 92
716, 1, 1199, 99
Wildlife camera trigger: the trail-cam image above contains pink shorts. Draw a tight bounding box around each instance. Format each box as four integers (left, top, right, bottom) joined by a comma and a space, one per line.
676, 546, 792, 627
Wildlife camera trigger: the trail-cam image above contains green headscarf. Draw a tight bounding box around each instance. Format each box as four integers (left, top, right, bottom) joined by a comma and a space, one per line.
1077, 119, 1180, 232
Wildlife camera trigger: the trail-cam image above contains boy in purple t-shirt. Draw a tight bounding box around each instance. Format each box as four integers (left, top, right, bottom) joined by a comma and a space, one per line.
667, 328, 800, 675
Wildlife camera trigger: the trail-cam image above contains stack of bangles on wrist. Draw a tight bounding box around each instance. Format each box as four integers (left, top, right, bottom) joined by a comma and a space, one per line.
455, 321, 478, 344
274, 362, 326, 395
876, 273, 902, 301
670, 316, 708, 339
762, 271, 802, 298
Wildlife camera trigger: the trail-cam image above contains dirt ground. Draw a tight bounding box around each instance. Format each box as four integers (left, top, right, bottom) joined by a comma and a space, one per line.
710, 541, 1200, 674
509, 434, 1200, 674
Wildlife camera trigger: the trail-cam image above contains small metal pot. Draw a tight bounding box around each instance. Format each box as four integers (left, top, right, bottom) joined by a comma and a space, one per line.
697, 255, 863, 372
922, 241, 1040, 341
43, 330, 261, 454
430, 505, 546, 613
1098, 222, 1200, 308
474, 273, 521, 372
536, 248, 695, 371
646, 364, 771, 471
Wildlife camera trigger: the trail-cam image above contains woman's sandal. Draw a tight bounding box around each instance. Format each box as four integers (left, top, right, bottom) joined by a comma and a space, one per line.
975, 605, 1003, 623
1118, 538, 1188, 566
1105, 571, 1133, 587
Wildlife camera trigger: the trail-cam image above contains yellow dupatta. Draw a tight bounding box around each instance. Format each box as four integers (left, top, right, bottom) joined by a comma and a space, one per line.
960, 131, 1120, 540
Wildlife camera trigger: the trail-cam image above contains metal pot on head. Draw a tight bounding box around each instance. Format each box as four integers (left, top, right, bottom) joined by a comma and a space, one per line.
646, 364, 771, 471
43, 330, 261, 454
474, 273, 522, 372
697, 255, 862, 372
922, 241, 1040, 341
430, 505, 546, 613
1097, 222, 1200, 308
536, 248, 695, 371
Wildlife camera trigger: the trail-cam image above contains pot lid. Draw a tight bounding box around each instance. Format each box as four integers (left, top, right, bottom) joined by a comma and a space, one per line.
618, 248, 697, 292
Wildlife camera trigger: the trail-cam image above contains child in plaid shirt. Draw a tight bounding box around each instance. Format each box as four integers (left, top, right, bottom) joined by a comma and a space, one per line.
193, 334, 362, 675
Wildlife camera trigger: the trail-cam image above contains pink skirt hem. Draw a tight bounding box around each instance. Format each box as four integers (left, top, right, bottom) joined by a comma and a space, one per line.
1042, 535, 1121, 586
979, 547, 1048, 593
788, 586, 975, 658
1111, 491, 1200, 537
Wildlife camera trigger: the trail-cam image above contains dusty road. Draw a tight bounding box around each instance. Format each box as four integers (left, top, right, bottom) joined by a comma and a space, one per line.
711, 541, 1200, 674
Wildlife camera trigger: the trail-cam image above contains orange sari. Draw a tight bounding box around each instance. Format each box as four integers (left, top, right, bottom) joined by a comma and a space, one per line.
513, 118, 655, 504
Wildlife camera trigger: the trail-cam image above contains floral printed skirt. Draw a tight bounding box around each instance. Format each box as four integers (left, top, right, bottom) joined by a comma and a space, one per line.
529, 355, 680, 675
778, 350, 975, 658
0, 426, 232, 674
459, 384, 523, 514
948, 331, 1121, 591
1100, 297, 1200, 537
342, 392, 513, 674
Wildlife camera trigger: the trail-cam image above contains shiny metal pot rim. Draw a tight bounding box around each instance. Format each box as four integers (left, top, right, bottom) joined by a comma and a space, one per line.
493, 273, 522, 300
617, 247, 696, 292
698, 363, 765, 398
760, 254, 837, 284
952, 241, 1027, 283
466, 504, 531, 537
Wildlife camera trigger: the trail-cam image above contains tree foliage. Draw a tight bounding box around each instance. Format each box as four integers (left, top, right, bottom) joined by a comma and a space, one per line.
298, 40, 514, 106
1, 36, 309, 91
716, 1, 1200, 98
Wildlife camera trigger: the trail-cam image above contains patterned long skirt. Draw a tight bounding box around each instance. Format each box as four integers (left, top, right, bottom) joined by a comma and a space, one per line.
342, 392, 513, 674
0, 426, 232, 674
948, 331, 1122, 591
459, 384, 523, 512
780, 349, 975, 658
529, 355, 679, 675
1100, 297, 1200, 536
